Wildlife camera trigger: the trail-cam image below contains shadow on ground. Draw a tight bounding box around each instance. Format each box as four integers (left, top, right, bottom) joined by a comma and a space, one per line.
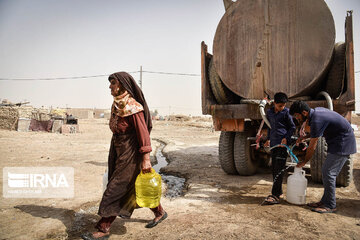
14, 204, 128, 239
85, 161, 107, 167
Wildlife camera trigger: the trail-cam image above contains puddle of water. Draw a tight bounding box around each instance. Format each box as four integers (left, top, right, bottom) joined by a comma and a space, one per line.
162, 175, 186, 198
153, 142, 186, 199
153, 143, 168, 173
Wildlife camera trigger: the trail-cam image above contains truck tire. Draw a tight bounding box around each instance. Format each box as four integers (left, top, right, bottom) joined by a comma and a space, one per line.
234, 130, 258, 175
336, 156, 353, 187
310, 137, 327, 184
310, 137, 353, 187
208, 58, 238, 104
219, 131, 237, 174
325, 42, 346, 99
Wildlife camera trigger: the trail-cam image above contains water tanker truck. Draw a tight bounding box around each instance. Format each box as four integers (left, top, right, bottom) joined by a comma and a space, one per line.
201, 0, 355, 187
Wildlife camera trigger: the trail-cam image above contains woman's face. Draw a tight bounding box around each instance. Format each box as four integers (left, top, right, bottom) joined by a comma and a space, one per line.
109, 79, 122, 96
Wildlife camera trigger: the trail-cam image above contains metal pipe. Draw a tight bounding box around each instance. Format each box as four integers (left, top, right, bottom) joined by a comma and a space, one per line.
240, 99, 262, 104
259, 99, 271, 129
316, 91, 333, 110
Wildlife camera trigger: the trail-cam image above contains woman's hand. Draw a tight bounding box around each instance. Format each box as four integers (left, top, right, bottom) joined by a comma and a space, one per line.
141, 153, 152, 173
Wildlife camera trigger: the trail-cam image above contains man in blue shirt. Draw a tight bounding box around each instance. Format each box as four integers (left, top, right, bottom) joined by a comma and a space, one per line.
289, 101, 356, 213
263, 92, 295, 205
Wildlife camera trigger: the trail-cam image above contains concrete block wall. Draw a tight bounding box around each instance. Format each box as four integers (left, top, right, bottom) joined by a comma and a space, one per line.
61, 124, 79, 133
93, 109, 111, 118
66, 108, 94, 119
17, 119, 31, 132
52, 119, 64, 133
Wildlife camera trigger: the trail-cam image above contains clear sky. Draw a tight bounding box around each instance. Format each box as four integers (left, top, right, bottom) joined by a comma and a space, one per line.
0, 0, 359, 116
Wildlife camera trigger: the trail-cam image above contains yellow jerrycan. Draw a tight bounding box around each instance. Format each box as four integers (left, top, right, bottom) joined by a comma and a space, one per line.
135, 168, 162, 208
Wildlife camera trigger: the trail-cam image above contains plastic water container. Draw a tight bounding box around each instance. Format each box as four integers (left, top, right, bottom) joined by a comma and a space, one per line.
103, 170, 108, 192
286, 167, 308, 205
135, 168, 162, 208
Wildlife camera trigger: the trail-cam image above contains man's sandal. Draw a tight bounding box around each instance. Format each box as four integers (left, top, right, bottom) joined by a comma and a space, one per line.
261, 195, 280, 205
311, 207, 337, 214
306, 201, 324, 208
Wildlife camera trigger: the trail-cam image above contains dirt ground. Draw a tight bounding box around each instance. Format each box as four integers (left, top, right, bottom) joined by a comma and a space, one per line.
0, 118, 359, 240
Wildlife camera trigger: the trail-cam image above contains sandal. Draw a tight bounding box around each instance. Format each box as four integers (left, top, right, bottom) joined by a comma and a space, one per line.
306, 201, 324, 208
81, 231, 110, 240
145, 212, 168, 228
311, 207, 337, 214
261, 195, 280, 205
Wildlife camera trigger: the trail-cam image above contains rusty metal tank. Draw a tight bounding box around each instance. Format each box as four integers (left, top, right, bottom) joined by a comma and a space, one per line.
213, 0, 335, 99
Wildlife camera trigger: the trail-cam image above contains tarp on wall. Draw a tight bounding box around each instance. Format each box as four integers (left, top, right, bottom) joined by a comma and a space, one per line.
29, 119, 54, 132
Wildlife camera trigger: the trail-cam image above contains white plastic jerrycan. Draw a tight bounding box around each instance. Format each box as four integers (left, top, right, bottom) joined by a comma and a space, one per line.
286, 167, 308, 205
